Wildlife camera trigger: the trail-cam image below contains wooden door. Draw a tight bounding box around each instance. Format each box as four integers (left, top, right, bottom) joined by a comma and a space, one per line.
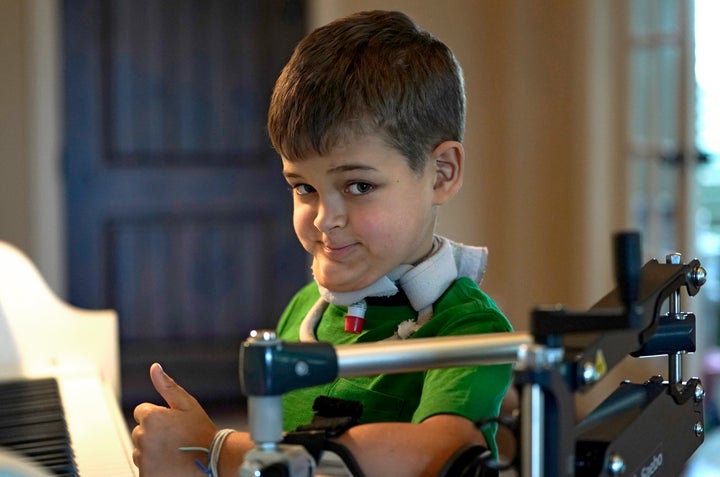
62, 0, 308, 407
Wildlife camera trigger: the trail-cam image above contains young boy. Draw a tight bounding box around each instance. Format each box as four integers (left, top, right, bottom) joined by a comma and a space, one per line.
132, 10, 513, 477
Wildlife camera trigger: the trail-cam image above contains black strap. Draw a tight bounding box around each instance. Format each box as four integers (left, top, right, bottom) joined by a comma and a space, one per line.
282, 396, 366, 476
293, 395, 363, 436
437, 444, 499, 477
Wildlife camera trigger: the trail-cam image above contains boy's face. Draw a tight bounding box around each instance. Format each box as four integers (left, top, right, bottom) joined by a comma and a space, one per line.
282, 135, 439, 293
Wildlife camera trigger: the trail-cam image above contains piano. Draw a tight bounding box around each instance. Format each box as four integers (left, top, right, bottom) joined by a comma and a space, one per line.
0, 241, 137, 476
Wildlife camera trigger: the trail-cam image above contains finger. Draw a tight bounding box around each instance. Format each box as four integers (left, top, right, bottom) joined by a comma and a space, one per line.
131, 424, 140, 450
149, 362, 197, 411
131, 425, 143, 469
133, 402, 158, 424
131, 424, 142, 445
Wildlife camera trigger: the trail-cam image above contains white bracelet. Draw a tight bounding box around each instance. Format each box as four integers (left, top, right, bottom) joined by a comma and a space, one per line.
208, 428, 235, 477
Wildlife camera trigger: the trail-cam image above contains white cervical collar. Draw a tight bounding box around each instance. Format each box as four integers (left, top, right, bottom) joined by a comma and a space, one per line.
299, 235, 488, 341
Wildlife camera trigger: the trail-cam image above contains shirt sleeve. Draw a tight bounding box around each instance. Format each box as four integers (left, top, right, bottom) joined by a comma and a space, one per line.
411, 278, 515, 455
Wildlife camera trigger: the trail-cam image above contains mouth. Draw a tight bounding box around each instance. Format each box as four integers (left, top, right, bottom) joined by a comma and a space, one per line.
322, 241, 358, 260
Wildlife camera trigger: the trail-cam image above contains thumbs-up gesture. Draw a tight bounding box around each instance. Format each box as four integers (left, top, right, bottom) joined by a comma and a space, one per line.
132, 363, 218, 476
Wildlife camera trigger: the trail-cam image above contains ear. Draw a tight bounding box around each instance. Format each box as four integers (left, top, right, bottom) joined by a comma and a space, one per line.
432, 141, 464, 205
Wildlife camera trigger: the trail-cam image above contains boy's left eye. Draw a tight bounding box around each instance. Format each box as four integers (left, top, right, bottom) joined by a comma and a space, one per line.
346, 182, 374, 195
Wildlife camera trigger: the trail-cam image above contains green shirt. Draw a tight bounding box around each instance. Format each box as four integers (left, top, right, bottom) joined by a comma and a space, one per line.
276, 277, 514, 454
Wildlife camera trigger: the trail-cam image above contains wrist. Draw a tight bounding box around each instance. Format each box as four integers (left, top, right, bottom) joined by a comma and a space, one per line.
178, 428, 235, 477
209, 428, 235, 477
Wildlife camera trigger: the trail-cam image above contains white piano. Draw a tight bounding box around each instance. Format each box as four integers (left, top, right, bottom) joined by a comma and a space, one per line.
0, 240, 137, 476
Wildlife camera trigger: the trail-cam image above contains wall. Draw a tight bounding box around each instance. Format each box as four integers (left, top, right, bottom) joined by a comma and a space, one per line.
0, 0, 64, 295
0, 1, 32, 256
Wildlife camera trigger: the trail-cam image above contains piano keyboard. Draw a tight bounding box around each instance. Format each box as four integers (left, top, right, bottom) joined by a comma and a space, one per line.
0, 377, 77, 475
0, 375, 138, 477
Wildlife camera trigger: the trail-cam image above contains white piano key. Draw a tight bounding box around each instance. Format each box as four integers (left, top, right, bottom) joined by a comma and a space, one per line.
57, 374, 138, 477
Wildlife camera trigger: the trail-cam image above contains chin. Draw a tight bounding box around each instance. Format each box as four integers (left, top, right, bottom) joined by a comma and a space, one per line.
314, 273, 375, 293
312, 261, 385, 293
315, 278, 357, 293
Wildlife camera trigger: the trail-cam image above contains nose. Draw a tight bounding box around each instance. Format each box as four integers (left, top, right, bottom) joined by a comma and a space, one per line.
313, 195, 346, 232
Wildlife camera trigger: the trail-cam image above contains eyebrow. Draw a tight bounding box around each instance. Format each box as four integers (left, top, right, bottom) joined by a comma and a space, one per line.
327, 164, 378, 174
283, 163, 378, 179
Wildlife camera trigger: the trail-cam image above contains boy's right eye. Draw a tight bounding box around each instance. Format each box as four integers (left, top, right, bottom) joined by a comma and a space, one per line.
293, 184, 316, 195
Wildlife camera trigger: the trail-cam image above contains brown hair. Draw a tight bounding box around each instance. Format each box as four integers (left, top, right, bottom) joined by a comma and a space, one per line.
267, 10, 465, 174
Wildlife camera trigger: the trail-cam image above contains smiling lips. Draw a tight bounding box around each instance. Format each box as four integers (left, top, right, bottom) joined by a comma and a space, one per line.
322, 241, 358, 259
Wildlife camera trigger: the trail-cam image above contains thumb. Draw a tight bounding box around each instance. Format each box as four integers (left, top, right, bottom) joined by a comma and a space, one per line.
149, 362, 196, 411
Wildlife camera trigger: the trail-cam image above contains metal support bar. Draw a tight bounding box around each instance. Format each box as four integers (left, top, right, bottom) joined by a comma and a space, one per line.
667, 253, 683, 385
335, 332, 533, 377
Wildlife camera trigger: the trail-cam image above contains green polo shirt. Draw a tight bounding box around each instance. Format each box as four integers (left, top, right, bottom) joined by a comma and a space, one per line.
276, 277, 513, 454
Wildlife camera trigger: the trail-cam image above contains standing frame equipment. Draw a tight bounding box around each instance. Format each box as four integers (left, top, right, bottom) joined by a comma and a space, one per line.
238, 231, 708, 476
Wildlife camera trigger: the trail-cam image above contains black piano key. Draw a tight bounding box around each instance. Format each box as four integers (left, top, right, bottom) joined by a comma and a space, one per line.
0, 411, 65, 428
0, 377, 79, 476
0, 423, 68, 446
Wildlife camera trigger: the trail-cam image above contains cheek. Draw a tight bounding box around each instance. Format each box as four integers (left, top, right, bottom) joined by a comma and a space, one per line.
293, 206, 313, 238
354, 209, 403, 246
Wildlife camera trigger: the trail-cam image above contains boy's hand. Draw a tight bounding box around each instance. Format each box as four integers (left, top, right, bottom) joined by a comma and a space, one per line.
132, 363, 217, 477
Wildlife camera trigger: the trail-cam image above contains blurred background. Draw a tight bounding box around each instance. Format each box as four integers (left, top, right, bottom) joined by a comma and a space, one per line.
1, 0, 719, 462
